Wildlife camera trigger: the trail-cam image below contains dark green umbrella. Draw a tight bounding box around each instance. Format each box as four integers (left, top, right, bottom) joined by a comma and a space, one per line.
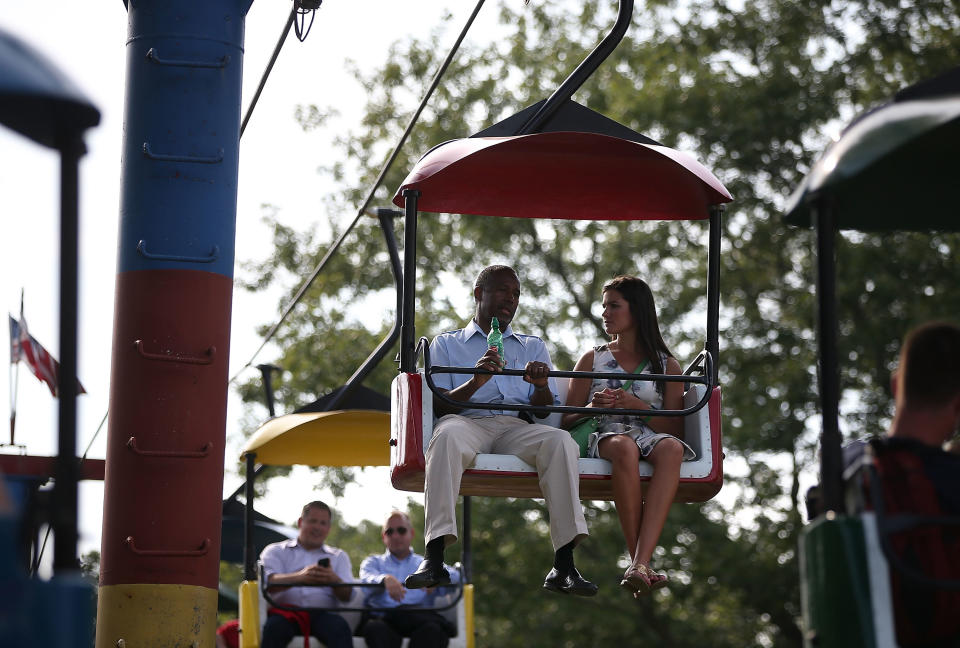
785, 67, 960, 232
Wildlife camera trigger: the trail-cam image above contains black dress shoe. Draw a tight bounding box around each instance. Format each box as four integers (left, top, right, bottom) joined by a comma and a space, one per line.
542, 566, 598, 597
404, 558, 450, 589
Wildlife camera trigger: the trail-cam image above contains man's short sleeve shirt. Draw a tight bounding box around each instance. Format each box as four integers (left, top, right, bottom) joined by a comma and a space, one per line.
260, 538, 353, 608
430, 319, 559, 417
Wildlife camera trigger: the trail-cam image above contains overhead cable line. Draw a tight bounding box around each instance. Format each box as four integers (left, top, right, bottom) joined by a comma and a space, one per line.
29, 410, 107, 574
229, 0, 487, 386
80, 411, 108, 462
240, 1, 323, 139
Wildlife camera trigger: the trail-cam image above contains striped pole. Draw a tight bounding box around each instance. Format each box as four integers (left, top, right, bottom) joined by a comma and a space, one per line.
96, 1, 253, 645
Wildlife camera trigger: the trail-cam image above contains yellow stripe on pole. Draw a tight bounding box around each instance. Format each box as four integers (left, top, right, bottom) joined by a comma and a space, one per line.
95, 583, 217, 648
464, 583, 475, 648
238, 580, 261, 648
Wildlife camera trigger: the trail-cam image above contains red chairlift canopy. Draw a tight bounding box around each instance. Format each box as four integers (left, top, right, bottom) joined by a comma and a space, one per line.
392, 131, 732, 221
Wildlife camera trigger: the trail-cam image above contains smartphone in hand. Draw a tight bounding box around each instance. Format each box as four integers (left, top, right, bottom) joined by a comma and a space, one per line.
317, 558, 330, 568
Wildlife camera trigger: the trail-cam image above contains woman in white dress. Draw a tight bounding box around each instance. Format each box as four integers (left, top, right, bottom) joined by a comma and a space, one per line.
562, 276, 694, 597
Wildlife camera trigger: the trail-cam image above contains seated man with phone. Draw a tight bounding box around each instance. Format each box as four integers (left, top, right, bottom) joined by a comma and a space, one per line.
260, 500, 354, 648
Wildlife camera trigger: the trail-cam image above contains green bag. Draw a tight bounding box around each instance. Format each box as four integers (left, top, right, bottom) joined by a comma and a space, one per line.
569, 416, 599, 458
567, 358, 650, 458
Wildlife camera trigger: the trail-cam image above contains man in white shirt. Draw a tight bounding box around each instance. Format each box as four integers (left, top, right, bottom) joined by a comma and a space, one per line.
359, 511, 459, 647
260, 501, 354, 648
404, 265, 595, 596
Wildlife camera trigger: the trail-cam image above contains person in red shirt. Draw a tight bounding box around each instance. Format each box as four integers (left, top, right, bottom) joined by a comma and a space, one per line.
215, 619, 239, 648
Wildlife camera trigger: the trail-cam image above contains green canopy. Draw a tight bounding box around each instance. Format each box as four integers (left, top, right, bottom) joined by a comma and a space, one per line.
785, 65, 960, 232
785, 96, 960, 231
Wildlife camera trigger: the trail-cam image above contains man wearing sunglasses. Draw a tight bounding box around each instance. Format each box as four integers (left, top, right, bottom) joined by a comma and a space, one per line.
359, 511, 459, 648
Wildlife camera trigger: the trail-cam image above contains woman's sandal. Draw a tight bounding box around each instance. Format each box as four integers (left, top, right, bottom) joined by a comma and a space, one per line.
620, 563, 668, 597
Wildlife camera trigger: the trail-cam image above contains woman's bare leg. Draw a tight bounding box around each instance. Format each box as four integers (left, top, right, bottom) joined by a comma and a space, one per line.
631, 438, 683, 567
598, 435, 643, 559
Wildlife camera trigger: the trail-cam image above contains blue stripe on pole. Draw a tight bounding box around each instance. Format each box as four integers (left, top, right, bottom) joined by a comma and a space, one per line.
117, 0, 252, 277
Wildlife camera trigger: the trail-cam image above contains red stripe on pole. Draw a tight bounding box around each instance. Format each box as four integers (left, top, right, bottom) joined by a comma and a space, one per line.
100, 269, 231, 587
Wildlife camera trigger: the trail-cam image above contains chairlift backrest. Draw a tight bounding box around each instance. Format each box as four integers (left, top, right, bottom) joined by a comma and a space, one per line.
834, 440, 960, 646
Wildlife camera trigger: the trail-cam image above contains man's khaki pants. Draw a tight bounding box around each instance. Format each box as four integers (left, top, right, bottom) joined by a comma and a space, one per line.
423, 414, 588, 551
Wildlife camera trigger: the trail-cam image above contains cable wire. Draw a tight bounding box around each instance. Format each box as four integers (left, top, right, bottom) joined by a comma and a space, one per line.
229, 0, 487, 385
80, 411, 108, 462
240, 4, 299, 139
30, 525, 52, 577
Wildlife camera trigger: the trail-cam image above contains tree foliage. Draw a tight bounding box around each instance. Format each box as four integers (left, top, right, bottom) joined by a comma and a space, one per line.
237, 1, 960, 645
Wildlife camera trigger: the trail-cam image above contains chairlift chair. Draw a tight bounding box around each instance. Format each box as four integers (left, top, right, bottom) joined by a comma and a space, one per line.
235, 407, 471, 648
236, 409, 390, 648
786, 65, 960, 648
389, 125, 732, 502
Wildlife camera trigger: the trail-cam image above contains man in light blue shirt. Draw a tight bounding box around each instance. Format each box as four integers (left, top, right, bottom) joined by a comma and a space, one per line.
359, 511, 459, 648
404, 265, 595, 597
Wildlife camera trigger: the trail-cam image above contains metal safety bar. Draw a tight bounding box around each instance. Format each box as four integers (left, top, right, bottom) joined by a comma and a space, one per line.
259, 562, 465, 613
419, 337, 714, 418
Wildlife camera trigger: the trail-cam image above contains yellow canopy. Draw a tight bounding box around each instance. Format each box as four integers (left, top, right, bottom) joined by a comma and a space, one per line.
240, 410, 391, 467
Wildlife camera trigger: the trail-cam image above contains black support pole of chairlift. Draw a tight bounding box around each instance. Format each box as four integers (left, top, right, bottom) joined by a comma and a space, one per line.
244, 451, 257, 580
812, 196, 843, 515
53, 132, 86, 572
517, 0, 633, 135
706, 205, 723, 385
326, 209, 405, 410
400, 190, 421, 373
257, 364, 281, 418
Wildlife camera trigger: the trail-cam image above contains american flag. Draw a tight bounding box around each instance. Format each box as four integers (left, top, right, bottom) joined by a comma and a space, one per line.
8, 314, 86, 397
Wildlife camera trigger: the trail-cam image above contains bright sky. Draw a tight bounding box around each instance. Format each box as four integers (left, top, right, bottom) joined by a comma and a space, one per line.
0, 0, 505, 559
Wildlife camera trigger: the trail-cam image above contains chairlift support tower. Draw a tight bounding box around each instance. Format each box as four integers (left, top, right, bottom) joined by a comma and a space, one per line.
96, 1, 253, 646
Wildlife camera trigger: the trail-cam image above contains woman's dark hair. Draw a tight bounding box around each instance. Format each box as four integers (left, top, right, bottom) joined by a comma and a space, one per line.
603, 275, 673, 394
